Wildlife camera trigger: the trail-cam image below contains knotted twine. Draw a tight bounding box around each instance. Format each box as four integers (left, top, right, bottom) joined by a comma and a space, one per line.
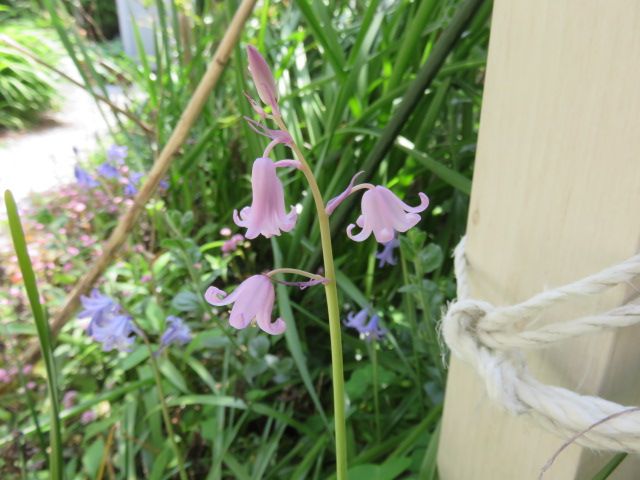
441, 237, 640, 451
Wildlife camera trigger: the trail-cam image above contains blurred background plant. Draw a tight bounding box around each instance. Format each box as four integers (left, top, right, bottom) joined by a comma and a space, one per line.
0, 0, 490, 478
0, 1, 61, 129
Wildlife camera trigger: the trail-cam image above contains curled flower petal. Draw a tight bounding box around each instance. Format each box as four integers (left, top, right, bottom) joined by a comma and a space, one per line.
326, 171, 364, 215
347, 186, 429, 243
246, 45, 279, 114
233, 157, 297, 239
204, 275, 286, 335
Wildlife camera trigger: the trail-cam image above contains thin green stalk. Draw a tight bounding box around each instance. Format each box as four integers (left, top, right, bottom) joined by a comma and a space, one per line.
135, 326, 188, 480
591, 453, 627, 480
4, 190, 63, 480
368, 342, 381, 442
273, 115, 348, 479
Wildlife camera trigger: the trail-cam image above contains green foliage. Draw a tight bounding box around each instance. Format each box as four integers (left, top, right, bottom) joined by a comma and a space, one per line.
0, 20, 58, 130
1, 0, 492, 478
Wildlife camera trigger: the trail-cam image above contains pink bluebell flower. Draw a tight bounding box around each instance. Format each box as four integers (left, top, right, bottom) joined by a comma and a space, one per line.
74, 166, 99, 188
204, 275, 286, 335
107, 144, 128, 164
233, 157, 298, 239
0, 368, 11, 383
160, 316, 192, 347
221, 234, 245, 254
376, 238, 401, 267
81, 410, 96, 424
246, 45, 279, 116
347, 186, 428, 243
62, 390, 78, 409
328, 175, 429, 243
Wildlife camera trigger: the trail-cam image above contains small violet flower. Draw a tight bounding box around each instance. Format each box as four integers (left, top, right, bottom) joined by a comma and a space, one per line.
97, 162, 120, 179
87, 314, 136, 352
79, 290, 136, 352
81, 410, 96, 424
344, 308, 387, 341
79, 289, 118, 323
74, 166, 99, 188
62, 390, 78, 409
107, 144, 128, 164
221, 234, 245, 254
124, 172, 143, 196
160, 316, 192, 348
376, 238, 401, 267
205, 275, 286, 335
233, 157, 298, 239
246, 45, 279, 116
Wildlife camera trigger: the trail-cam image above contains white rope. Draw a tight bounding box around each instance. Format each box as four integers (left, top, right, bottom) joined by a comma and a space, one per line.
442, 236, 640, 451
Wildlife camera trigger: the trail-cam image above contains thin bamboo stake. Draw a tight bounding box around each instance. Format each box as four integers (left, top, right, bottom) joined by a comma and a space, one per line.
23, 0, 257, 363
0, 34, 154, 136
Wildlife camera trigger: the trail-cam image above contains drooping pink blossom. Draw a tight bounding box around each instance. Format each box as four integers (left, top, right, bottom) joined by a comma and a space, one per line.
246, 45, 279, 115
347, 186, 429, 243
204, 275, 285, 335
233, 157, 297, 239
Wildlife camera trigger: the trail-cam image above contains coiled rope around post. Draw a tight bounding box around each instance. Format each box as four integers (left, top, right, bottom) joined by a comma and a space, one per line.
441, 237, 640, 451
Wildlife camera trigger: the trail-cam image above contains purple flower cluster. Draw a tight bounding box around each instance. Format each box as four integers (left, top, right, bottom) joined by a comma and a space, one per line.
74, 144, 153, 198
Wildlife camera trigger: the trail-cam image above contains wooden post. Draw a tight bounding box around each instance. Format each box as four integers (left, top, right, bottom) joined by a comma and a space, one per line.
438, 0, 640, 478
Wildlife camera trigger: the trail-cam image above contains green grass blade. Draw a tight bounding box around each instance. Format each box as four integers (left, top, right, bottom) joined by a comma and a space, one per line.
4, 190, 63, 480
591, 453, 628, 480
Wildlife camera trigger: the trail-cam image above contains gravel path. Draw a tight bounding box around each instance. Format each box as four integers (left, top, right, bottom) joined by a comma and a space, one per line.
0, 59, 117, 202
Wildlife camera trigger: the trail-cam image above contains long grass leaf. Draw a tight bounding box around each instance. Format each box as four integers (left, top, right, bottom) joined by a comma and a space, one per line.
4, 190, 63, 480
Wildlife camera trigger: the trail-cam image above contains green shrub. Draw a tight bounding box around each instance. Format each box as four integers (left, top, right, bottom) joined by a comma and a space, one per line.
0, 21, 58, 130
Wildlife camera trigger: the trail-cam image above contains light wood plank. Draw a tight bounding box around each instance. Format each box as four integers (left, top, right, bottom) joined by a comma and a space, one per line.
438, 0, 640, 478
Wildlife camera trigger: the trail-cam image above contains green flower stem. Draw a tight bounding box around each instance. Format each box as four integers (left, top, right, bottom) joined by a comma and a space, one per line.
267, 267, 325, 281
136, 327, 188, 480
274, 115, 348, 480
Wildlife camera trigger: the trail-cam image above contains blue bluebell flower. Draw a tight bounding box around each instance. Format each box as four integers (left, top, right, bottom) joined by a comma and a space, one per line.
79, 290, 136, 352
97, 162, 120, 179
79, 289, 118, 323
376, 238, 400, 267
160, 316, 192, 348
88, 314, 136, 352
124, 172, 143, 196
107, 144, 128, 164
344, 308, 387, 341
74, 166, 99, 188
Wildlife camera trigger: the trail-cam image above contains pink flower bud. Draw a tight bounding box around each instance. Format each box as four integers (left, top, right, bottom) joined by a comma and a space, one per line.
246, 45, 279, 115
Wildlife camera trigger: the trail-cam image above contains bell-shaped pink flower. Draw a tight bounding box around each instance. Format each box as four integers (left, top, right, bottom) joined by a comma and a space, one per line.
205, 275, 286, 335
233, 157, 297, 239
247, 45, 279, 115
347, 186, 429, 243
